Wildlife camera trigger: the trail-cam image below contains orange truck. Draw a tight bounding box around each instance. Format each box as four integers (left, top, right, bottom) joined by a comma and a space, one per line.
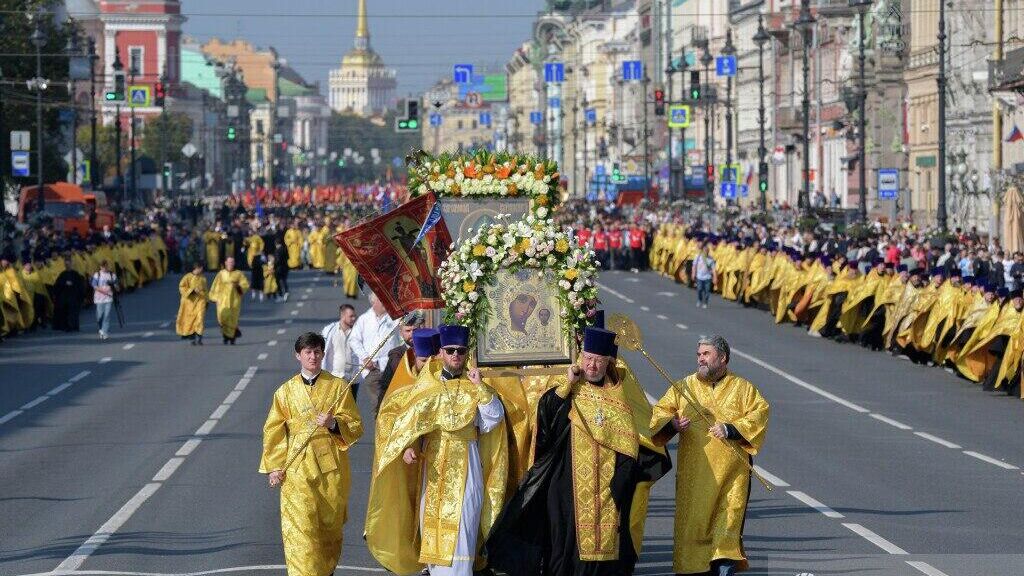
18, 182, 116, 237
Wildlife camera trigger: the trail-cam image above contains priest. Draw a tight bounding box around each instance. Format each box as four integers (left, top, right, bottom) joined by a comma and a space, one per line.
650, 334, 769, 576
175, 262, 208, 345
208, 256, 249, 344
366, 324, 510, 576
485, 327, 672, 576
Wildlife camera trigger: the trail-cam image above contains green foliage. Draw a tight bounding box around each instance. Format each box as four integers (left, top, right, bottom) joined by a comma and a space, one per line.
796, 215, 820, 233
75, 123, 119, 180
327, 111, 421, 183
141, 112, 193, 164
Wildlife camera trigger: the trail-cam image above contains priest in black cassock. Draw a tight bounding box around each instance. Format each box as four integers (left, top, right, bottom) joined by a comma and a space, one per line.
485, 327, 671, 576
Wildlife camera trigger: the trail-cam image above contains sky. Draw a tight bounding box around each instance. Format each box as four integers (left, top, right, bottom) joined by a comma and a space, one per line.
184, 0, 547, 97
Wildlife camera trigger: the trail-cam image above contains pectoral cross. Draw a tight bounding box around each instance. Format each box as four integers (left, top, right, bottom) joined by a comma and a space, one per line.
595, 408, 606, 427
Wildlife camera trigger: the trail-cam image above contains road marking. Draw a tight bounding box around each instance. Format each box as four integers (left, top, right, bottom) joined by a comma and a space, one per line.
656, 314, 668, 320
209, 404, 230, 420
842, 523, 908, 555
301, 294, 309, 300
914, 431, 961, 449
277, 328, 287, 335
906, 560, 952, 576
869, 413, 913, 430
257, 353, 268, 360
675, 323, 688, 330
752, 465, 789, 488
160, 321, 171, 328
787, 490, 844, 518
48, 382, 73, 396
597, 282, 635, 304
224, 390, 242, 404
24, 566, 387, 575
123, 343, 135, 350
290, 310, 300, 316
195, 420, 217, 436
0, 410, 23, 425
98, 357, 112, 364
245, 366, 258, 377
730, 347, 870, 413
267, 340, 278, 347
55, 482, 162, 571
625, 277, 640, 283
656, 291, 676, 297
640, 306, 650, 311
20, 396, 48, 410
70, 370, 91, 382
963, 450, 1019, 470
285, 319, 294, 324
175, 438, 202, 457
306, 287, 314, 293
151, 457, 184, 482
296, 302, 304, 308
233, 379, 250, 392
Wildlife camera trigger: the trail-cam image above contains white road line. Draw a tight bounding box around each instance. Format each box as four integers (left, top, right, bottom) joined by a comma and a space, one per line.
98, 357, 112, 364
675, 323, 688, 330
963, 450, 1019, 470
730, 347, 870, 413
869, 413, 913, 430
306, 287, 313, 293
48, 382, 73, 396
245, 366, 258, 378
55, 482, 161, 571
640, 306, 650, 311
752, 466, 789, 488
224, 390, 243, 404
160, 321, 171, 328
24, 566, 386, 575
656, 314, 668, 320
123, 343, 135, 350
0, 410, 23, 425
290, 310, 300, 316
277, 328, 287, 334
20, 396, 49, 410
69, 370, 91, 382
257, 353, 269, 360
233, 379, 250, 392
151, 457, 184, 482
195, 420, 217, 436
906, 560, 952, 576
285, 319, 294, 324
842, 523, 908, 555
175, 438, 202, 457
913, 431, 961, 449
301, 294, 309, 300
787, 490, 844, 518
296, 302, 304, 308
143, 331, 154, 338
209, 404, 230, 420
267, 340, 278, 347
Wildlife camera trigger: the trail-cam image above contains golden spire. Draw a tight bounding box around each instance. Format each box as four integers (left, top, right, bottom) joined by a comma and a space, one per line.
355, 0, 368, 40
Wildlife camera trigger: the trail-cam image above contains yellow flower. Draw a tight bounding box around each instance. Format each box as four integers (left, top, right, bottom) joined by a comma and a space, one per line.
463, 281, 476, 292
517, 238, 532, 253
555, 238, 569, 253
535, 194, 549, 206
472, 244, 487, 256
564, 268, 579, 281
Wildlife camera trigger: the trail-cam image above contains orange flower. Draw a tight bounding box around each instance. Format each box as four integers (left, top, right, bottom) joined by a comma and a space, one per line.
535, 195, 548, 206
496, 165, 512, 179
463, 163, 479, 178
451, 184, 462, 195
506, 183, 517, 195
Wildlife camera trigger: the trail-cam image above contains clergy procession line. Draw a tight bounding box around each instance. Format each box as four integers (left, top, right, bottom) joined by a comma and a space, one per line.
647, 224, 1024, 402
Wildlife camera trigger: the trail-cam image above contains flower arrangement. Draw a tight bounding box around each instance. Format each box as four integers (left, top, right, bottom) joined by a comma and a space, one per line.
438, 216, 600, 343
407, 150, 561, 221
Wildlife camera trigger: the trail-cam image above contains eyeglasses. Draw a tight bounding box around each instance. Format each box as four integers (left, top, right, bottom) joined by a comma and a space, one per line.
442, 347, 468, 356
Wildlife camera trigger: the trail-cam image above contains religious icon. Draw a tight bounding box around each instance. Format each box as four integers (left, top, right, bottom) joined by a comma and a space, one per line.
440, 197, 530, 244
476, 269, 574, 367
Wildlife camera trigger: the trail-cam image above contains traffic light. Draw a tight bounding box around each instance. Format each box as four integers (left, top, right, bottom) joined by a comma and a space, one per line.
227, 126, 237, 141
612, 163, 625, 183
337, 158, 346, 168
653, 87, 666, 116
689, 71, 700, 101
758, 161, 769, 193
396, 98, 421, 132
154, 81, 166, 107
163, 162, 173, 188
106, 70, 126, 101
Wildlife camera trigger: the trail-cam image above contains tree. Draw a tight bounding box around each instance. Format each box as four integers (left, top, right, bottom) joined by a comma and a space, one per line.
141, 112, 193, 165
76, 123, 119, 182
327, 110, 421, 184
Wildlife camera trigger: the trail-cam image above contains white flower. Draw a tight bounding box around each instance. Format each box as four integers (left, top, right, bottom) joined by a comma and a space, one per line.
559, 279, 571, 290
485, 246, 497, 258
468, 291, 479, 302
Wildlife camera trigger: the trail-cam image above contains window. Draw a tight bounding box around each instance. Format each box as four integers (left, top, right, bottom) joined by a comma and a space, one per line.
457, 120, 464, 130
256, 120, 264, 136
128, 46, 144, 76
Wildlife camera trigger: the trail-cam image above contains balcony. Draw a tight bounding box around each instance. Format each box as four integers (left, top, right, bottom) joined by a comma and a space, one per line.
775, 107, 805, 131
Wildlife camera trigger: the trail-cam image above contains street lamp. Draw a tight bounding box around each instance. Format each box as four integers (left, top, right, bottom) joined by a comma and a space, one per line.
721, 28, 736, 205
88, 38, 98, 190
30, 10, 47, 213
936, 0, 948, 231
851, 0, 872, 223
794, 0, 816, 215
129, 61, 138, 206
112, 45, 124, 207
700, 47, 714, 208
753, 15, 771, 212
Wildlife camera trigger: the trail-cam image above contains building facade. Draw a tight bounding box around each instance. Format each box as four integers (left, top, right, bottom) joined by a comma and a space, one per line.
328, 0, 397, 116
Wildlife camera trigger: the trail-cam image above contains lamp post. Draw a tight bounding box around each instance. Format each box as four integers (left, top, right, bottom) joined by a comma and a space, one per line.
721, 29, 736, 204
753, 15, 771, 212
665, 62, 676, 201
676, 47, 688, 204
851, 0, 872, 222
67, 32, 80, 187
794, 0, 816, 215
936, 0, 948, 231
88, 38, 98, 189
642, 75, 651, 191
701, 47, 713, 208
30, 11, 47, 212
112, 47, 124, 207
129, 63, 138, 206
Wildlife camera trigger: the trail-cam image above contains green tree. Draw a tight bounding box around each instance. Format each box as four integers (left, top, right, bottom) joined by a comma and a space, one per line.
76, 123, 119, 183
327, 110, 421, 184
141, 111, 193, 166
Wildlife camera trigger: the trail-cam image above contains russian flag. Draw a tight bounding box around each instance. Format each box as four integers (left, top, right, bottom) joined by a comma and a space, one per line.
1006, 125, 1023, 143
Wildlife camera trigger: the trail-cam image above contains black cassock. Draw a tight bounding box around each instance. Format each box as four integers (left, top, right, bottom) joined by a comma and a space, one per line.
485, 385, 671, 576
52, 269, 86, 331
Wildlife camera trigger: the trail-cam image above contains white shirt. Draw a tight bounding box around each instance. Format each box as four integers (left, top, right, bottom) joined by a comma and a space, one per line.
321, 321, 357, 380
91, 271, 117, 304
349, 309, 400, 377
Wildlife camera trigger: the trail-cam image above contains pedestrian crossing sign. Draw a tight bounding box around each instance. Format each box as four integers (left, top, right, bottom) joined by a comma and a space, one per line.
128, 86, 150, 108
667, 105, 691, 128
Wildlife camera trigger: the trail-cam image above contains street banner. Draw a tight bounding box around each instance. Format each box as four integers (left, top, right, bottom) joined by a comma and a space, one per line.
334, 192, 452, 318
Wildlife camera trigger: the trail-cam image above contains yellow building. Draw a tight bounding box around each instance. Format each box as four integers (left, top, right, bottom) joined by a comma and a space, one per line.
328, 0, 396, 117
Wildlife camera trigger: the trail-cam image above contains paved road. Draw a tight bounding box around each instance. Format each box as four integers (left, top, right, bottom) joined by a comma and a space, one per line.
1, 269, 1021, 576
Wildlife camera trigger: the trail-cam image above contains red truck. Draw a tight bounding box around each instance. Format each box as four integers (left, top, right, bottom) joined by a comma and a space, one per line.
18, 183, 116, 237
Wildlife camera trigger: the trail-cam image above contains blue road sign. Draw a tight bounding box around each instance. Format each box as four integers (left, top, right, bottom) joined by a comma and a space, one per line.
584, 108, 596, 125
622, 60, 643, 81
530, 111, 543, 125
429, 113, 443, 127
479, 112, 492, 126
878, 168, 899, 200
548, 97, 561, 109
716, 55, 737, 77
720, 181, 737, 199
595, 164, 606, 176
453, 64, 474, 84
668, 105, 691, 128
740, 184, 750, 198
544, 62, 565, 83
12, 151, 30, 177
722, 167, 738, 182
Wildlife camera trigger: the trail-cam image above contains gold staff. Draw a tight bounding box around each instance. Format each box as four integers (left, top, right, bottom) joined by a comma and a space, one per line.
608, 313, 773, 491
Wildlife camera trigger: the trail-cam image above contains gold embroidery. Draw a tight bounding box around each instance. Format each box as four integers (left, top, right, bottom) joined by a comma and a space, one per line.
570, 422, 619, 561
569, 382, 639, 459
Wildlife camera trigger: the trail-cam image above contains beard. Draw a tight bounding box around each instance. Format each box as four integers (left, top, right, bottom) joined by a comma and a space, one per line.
697, 363, 724, 382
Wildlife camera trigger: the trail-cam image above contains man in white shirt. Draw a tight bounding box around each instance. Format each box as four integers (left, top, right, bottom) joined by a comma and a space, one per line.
348, 293, 400, 402
322, 302, 358, 386
91, 260, 118, 339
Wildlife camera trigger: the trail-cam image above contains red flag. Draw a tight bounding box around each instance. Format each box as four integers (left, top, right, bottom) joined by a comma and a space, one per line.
334, 193, 452, 318
1007, 125, 1023, 143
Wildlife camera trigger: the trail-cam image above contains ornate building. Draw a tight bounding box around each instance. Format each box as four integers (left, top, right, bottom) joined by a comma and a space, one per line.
328, 0, 397, 116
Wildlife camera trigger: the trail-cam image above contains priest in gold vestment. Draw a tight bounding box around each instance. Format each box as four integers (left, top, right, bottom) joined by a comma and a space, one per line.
486, 327, 672, 576
651, 335, 769, 575
260, 332, 363, 576
366, 324, 510, 576
208, 257, 249, 344
175, 262, 207, 345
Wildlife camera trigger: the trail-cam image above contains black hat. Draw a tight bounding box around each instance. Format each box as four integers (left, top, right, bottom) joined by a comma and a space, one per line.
583, 327, 618, 357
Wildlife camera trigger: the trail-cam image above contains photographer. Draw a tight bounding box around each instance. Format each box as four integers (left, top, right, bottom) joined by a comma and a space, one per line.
91, 261, 118, 339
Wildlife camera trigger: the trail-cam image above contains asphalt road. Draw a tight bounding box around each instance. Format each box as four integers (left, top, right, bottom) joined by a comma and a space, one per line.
1, 268, 1021, 576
